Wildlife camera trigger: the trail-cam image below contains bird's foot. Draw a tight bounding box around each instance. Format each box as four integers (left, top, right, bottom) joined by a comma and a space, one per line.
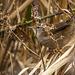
57, 49, 64, 55
47, 48, 58, 54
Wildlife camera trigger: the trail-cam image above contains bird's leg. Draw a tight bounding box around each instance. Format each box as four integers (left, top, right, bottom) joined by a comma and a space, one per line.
49, 36, 63, 54
47, 48, 55, 54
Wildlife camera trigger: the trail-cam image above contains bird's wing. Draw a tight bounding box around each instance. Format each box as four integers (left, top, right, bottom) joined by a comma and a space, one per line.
51, 21, 70, 34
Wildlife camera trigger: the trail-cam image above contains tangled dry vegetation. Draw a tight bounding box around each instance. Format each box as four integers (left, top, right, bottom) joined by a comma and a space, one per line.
0, 0, 75, 75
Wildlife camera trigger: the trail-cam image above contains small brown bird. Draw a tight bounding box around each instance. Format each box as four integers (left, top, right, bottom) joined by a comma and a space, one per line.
28, 15, 75, 49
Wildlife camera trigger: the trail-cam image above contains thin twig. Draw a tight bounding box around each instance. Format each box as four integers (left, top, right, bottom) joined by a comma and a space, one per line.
8, 26, 41, 59
0, 9, 75, 33
54, 0, 71, 18
68, 0, 75, 6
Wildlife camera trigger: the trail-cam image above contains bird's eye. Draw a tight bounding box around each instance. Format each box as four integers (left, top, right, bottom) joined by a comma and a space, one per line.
37, 26, 40, 29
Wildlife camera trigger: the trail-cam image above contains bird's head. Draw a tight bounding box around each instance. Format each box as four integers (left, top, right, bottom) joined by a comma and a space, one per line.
28, 26, 44, 36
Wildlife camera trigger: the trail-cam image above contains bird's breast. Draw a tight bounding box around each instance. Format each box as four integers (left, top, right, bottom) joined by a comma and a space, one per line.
37, 35, 57, 48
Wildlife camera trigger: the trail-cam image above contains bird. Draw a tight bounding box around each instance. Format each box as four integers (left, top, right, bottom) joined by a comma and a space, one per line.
28, 15, 75, 49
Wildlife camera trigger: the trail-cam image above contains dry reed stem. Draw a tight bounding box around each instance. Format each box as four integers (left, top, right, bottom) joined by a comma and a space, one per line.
47, 0, 51, 23
29, 53, 49, 75
18, 67, 29, 75
40, 0, 48, 9
9, 0, 34, 20
7, 0, 16, 14
8, 52, 13, 75
16, 0, 21, 23
41, 45, 75, 75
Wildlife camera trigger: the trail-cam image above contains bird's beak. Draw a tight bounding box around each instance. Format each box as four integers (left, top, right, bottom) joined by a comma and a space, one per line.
27, 26, 35, 29
27, 26, 33, 29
